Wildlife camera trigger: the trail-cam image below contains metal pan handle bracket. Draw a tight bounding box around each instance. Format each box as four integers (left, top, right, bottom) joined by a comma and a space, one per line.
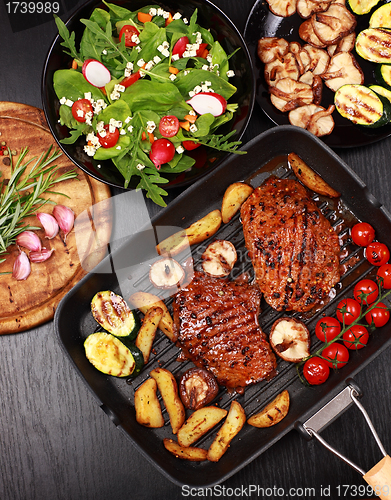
296, 379, 391, 498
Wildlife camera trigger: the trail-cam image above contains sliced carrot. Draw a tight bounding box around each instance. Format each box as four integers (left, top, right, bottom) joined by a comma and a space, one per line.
184, 114, 197, 124
141, 131, 155, 143
165, 12, 173, 26
179, 121, 190, 131
72, 59, 78, 70
138, 11, 152, 22
169, 66, 179, 75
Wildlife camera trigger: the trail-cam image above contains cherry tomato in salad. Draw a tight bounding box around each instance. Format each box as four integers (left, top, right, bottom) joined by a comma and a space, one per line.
365, 302, 390, 328
342, 325, 369, 350
119, 25, 140, 47
71, 99, 93, 123
150, 138, 175, 168
182, 140, 200, 150
353, 279, 379, 305
351, 222, 375, 247
121, 70, 140, 88
377, 263, 391, 289
315, 316, 341, 342
336, 298, 361, 325
322, 342, 349, 369
98, 125, 120, 148
366, 242, 390, 266
303, 357, 330, 385
172, 36, 189, 58
159, 115, 180, 138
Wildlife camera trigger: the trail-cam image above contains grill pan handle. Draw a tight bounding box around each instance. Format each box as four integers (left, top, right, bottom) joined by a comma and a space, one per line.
296, 379, 391, 498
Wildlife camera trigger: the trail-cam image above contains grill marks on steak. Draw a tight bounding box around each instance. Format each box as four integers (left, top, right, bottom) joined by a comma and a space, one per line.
173, 272, 277, 389
241, 176, 341, 312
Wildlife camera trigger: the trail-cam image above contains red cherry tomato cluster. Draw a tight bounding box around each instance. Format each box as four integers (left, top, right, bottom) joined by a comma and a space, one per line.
351, 222, 390, 267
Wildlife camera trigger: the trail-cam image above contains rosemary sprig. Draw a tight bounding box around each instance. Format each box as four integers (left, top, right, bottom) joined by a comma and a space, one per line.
0, 146, 77, 262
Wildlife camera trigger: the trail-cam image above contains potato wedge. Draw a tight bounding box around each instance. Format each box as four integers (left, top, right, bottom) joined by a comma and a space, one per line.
150, 367, 185, 434
177, 406, 227, 447
129, 292, 176, 342
247, 390, 290, 428
207, 401, 246, 462
288, 152, 340, 198
156, 209, 222, 256
163, 439, 207, 461
134, 378, 164, 428
221, 182, 254, 224
135, 306, 163, 363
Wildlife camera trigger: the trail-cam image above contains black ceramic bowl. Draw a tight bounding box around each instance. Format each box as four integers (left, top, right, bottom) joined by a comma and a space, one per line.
42, 0, 255, 190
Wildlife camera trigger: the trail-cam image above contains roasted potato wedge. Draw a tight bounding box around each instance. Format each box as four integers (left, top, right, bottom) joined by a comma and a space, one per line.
134, 378, 164, 428
156, 210, 222, 256
177, 406, 227, 447
221, 182, 254, 224
247, 390, 290, 428
150, 367, 185, 434
288, 152, 340, 198
207, 401, 246, 462
129, 291, 176, 342
163, 439, 207, 461
135, 306, 163, 363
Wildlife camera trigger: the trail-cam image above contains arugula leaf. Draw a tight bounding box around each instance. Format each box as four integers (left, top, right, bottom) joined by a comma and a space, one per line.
197, 130, 246, 154
137, 168, 169, 207
54, 15, 80, 62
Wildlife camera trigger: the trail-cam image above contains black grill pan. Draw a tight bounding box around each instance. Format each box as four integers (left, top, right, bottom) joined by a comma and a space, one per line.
54, 125, 391, 487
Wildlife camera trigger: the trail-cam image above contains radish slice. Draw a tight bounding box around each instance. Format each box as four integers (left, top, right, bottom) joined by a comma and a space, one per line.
82, 59, 111, 88
186, 92, 227, 117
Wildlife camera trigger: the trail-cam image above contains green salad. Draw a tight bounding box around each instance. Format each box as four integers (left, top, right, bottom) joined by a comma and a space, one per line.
53, 2, 245, 206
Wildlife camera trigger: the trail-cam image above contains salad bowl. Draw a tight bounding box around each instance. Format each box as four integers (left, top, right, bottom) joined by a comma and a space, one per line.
41, 0, 255, 198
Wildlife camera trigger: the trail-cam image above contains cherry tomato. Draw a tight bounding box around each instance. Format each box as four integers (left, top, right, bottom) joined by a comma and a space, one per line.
336, 298, 361, 325
172, 36, 189, 58
159, 115, 180, 138
342, 325, 369, 350
196, 42, 208, 57
377, 264, 391, 289
353, 279, 379, 305
365, 302, 390, 328
351, 222, 375, 247
119, 25, 140, 47
98, 125, 120, 148
322, 342, 349, 369
121, 70, 140, 88
366, 242, 390, 266
149, 138, 175, 167
71, 99, 93, 123
303, 357, 330, 385
315, 316, 341, 342
182, 140, 200, 150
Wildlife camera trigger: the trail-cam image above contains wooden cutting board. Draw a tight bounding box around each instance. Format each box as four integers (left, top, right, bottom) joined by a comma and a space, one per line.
0, 102, 112, 334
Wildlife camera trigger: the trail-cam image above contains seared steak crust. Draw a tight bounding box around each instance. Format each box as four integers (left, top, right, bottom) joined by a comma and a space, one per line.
173, 272, 276, 389
240, 176, 341, 312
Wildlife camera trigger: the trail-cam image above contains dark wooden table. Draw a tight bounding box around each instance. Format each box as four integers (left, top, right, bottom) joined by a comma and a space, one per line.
1, 1, 391, 499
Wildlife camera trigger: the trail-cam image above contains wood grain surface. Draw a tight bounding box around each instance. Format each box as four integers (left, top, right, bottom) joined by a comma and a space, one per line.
0, 102, 112, 334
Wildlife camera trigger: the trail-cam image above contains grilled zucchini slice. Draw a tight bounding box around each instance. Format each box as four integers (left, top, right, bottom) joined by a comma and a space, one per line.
334, 84, 391, 127
84, 331, 144, 377
348, 0, 381, 15
375, 64, 391, 89
91, 290, 141, 339
370, 84, 391, 102
355, 28, 391, 63
370, 3, 391, 28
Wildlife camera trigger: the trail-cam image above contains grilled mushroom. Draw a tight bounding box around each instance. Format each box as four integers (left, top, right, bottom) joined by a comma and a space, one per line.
257, 37, 289, 64
202, 240, 237, 277
149, 257, 185, 289
266, 0, 297, 17
299, 19, 327, 48
270, 317, 310, 363
327, 32, 356, 56
289, 103, 335, 136
312, 3, 356, 46
297, 0, 332, 19
321, 52, 364, 92
302, 45, 330, 74
264, 52, 300, 87
270, 78, 314, 112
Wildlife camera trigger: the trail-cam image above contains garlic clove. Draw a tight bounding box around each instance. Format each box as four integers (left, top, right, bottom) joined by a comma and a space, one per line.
29, 248, 54, 263
12, 251, 31, 280
53, 205, 75, 240
16, 230, 42, 252
37, 212, 59, 239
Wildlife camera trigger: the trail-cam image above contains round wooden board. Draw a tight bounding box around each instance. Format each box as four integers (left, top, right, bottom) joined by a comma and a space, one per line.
0, 102, 112, 334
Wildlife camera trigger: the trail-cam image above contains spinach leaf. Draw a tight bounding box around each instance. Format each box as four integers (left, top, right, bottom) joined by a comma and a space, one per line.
161, 153, 195, 173
122, 80, 185, 112
102, 1, 133, 22
174, 69, 237, 100
192, 113, 215, 137
94, 135, 131, 160
210, 41, 229, 81
79, 8, 111, 62
99, 99, 131, 124
53, 69, 107, 102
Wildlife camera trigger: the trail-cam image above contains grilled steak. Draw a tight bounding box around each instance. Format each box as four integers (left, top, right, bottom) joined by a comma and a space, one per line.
240, 176, 341, 312
173, 272, 276, 390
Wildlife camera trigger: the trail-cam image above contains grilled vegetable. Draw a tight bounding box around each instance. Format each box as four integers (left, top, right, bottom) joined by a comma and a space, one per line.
334, 84, 391, 127
369, 3, 391, 28
269, 317, 311, 363
179, 368, 219, 410
356, 28, 391, 63
370, 85, 391, 103
312, 3, 356, 46
149, 258, 185, 289
84, 331, 144, 377
247, 390, 290, 428
375, 64, 391, 90
348, 0, 381, 15
91, 290, 140, 339
321, 52, 364, 92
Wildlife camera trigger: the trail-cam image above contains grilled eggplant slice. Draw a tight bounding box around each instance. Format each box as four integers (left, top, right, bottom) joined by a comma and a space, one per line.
84, 331, 144, 377
335, 84, 391, 127
356, 28, 391, 63
91, 290, 141, 339
348, 0, 381, 15
369, 3, 391, 28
